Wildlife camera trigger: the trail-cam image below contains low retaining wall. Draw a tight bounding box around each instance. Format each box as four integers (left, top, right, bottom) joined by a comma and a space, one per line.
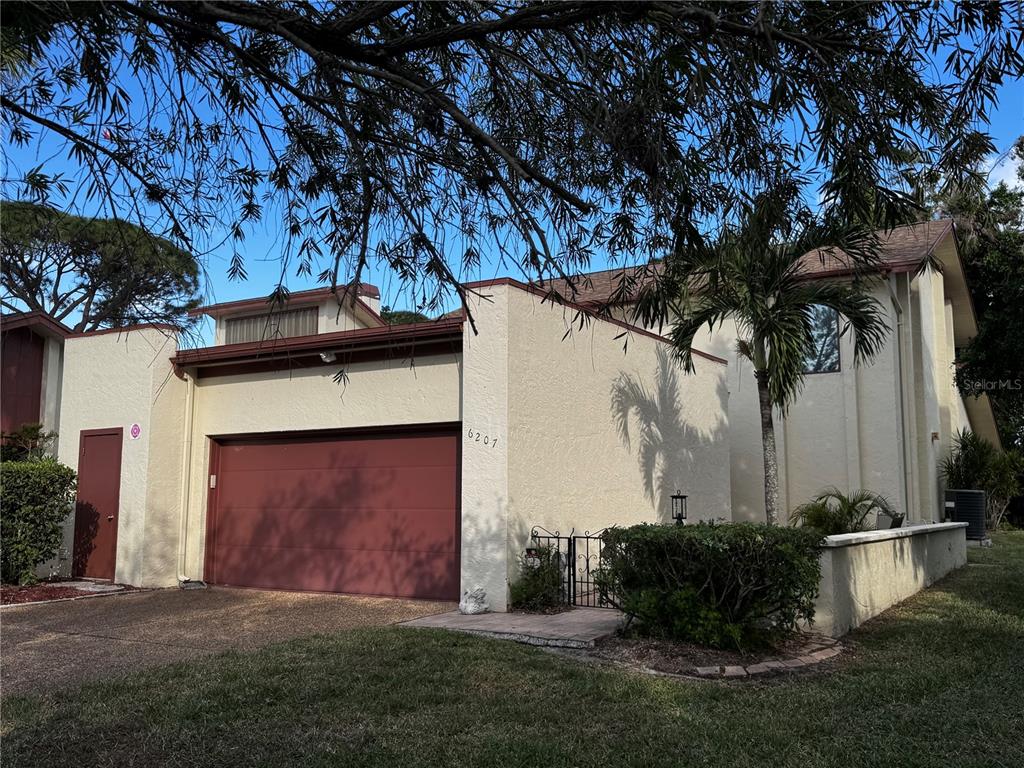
813, 522, 968, 637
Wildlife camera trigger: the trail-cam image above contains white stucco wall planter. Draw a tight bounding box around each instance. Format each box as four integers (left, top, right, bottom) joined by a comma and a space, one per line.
814, 522, 968, 637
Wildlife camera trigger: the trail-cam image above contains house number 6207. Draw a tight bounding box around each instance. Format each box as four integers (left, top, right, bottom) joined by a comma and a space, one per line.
467, 428, 499, 448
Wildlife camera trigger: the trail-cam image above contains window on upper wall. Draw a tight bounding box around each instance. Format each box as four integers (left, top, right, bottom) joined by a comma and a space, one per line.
224, 307, 318, 344
803, 304, 840, 373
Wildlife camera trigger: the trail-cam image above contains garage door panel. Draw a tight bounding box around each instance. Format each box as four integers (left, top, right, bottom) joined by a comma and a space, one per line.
213, 544, 459, 600
207, 428, 459, 600
216, 466, 457, 510
218, 434, 457, 471
212, 505, 458, 551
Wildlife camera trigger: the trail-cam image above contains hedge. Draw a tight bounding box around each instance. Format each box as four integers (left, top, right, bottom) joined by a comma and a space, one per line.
598, 522, 824, 649
1, 459, 77, 585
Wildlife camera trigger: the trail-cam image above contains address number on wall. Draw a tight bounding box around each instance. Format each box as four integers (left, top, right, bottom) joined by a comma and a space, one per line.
467, 427, 499, 449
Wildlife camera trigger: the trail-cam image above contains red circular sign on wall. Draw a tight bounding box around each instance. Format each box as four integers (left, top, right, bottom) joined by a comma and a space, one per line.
130, 423, 141, 440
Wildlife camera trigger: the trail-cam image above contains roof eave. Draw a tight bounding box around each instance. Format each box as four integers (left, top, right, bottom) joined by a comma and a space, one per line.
171, 317, 464, 370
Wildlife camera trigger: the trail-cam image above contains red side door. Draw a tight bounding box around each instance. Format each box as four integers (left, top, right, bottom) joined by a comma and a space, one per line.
72, 428, 123, 580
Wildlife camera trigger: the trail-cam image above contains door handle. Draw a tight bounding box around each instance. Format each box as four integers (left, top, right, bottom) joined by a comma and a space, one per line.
107, 515, 114, 521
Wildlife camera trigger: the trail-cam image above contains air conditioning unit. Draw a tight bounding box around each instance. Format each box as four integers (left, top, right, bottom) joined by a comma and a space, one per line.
944, 489, 986, 540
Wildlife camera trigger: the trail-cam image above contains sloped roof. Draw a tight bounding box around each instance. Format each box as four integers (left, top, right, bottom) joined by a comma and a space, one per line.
189, 283, 380, 318
797, 219, 953, 278
0, 310, 72, 339
534, 219, 954, 306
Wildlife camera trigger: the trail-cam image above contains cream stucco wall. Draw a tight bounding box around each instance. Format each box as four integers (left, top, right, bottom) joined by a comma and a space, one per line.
701, 284, 907, 524
813, 522, 967, 637
39, 335, 64, 445
459, 286, 512, 610
179, 352, 463, 582
501, 286, 731, 601
316, 297, 375, 333
701, 263, 976, 525
55, 327, 184, 585
51, 283, 732, 605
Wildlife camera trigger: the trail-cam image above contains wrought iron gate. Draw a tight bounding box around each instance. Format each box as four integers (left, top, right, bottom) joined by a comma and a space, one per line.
529, 526, 614, 608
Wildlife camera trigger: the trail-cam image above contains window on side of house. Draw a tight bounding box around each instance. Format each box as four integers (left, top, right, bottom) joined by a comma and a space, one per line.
224, 306, 318, 344
803, 304, 840, 373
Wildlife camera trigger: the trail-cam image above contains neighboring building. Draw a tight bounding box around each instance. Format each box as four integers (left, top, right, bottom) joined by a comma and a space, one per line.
547, 219, 1000, 524
0, 310, 70, 442
54, 281, 730, 607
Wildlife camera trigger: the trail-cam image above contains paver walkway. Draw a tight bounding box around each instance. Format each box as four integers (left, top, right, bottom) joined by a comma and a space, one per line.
401, 607, 623, 648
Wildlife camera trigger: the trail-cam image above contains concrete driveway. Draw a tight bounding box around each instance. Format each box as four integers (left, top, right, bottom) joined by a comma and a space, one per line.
1, 587, 452, 697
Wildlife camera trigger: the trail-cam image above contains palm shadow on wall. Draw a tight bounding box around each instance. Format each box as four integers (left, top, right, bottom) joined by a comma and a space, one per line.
611, 346, 723, 523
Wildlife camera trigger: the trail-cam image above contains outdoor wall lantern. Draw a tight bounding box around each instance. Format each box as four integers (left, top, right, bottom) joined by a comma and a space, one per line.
671, 491, 688, 525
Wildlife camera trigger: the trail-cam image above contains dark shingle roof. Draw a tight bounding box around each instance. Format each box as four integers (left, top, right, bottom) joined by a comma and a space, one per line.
534, 220, 954, 306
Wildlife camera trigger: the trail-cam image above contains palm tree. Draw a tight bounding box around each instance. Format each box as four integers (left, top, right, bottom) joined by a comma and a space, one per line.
637, 188, 890, 524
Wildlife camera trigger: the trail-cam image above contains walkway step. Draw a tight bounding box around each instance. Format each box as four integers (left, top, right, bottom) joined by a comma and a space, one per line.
401, 607, 623, 648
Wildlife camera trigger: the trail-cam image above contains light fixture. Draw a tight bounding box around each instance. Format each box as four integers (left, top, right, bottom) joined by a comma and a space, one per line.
671, 491, 688, 525
320, 351, 337, 363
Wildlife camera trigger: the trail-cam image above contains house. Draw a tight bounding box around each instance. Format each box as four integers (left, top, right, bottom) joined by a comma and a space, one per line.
0, 310, 69, 441
31, 218, 988, 609
52, 280, 731, 608
545, 219, 1000, 524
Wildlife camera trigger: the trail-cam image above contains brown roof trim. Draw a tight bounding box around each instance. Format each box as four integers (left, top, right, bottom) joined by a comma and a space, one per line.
172, 316, 464, 370
462, 277, 728, 366
0, 310, 72, 339
189, 284, 380, 319
192, 339, 461, 380
66, 322, 179, 339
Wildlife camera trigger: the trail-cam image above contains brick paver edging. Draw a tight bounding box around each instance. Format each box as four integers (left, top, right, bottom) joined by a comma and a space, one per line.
692, 635, 843, 678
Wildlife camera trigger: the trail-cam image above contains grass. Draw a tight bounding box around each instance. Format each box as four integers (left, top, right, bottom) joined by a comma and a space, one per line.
3, 533, 1023, 768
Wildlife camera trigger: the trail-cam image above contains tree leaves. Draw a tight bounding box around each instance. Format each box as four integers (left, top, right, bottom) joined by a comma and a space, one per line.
1, 1, 1021, 319
0, 200, 201, 330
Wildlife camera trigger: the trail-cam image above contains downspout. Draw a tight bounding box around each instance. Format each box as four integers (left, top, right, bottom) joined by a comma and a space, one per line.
177, 368, 197, 584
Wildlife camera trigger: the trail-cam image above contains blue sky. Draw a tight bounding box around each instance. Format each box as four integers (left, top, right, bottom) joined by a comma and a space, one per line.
199, 77, 1022, 339
3, 50, 1022, 345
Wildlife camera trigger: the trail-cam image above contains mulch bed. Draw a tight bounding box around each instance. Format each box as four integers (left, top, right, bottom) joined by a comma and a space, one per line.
591, 632, 839, 677
1, 582, 93, 605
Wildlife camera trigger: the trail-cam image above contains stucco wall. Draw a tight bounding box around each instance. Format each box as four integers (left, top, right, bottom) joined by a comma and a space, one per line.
912, 269, 945, 521
55, 328, 183, 585
708, 270, 973, 525
503, 286, 731, 594
39, 335, 64, 444
459, 286, 512, 610
813, 522, 967, 637
317, 297, 373, 333
776, 281, 906, 515
180, 352, 463, 582
140, 364, 188, 585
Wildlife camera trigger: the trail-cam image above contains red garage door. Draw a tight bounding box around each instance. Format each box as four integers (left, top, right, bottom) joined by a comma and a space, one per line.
205, 427, 460, 600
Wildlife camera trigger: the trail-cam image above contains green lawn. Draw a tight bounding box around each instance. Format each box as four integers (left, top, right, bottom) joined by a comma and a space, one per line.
3, 533, 1022, 768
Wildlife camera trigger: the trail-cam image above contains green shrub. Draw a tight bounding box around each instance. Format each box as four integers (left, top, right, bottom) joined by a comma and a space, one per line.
0, 459, 77, 585
790, 488, 898, 535
510, 545, 565, 611
0, 423, 58, 462
598, 523, 823, 649
942, 429, 1024, 530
